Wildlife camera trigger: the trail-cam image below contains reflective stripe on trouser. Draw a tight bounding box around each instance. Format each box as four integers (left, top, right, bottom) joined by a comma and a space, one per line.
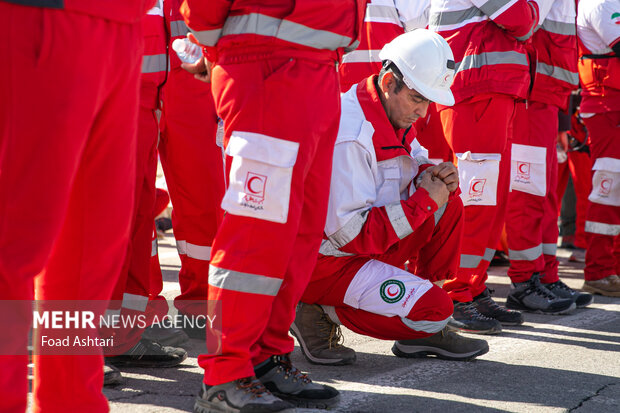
583, 112, 620, 281
439, 96, 517, 302
199, 55, 341, 385
0, 4, 141, 412
107, 94, 167, 354
159, 68, 225, 316
303, 197, 462, 339
506, 102, 560, 283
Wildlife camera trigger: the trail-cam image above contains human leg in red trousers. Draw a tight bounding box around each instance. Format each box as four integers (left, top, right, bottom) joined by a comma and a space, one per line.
197, 54, 340, 385
583, 112, 620, 295
159, 68, 225, 318
0, 4, 141, 412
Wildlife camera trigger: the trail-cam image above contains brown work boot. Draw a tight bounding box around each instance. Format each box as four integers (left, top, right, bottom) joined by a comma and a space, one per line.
583, 275, 620, 297
290, 303, 356, 366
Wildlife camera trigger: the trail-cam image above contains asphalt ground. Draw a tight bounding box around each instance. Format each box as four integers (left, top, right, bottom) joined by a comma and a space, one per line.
29, 232, 620, 412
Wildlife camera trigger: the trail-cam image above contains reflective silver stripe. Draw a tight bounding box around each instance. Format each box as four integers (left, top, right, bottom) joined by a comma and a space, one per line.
318, 239, 355, 257
342, 49, 381, 64
456, 51, 529, 73
122, 293, 149, 312
385, 202, 413, 240
328, 210, 369, 249
176, 240, 212, 261
460, 254, 482, 269
401, 315, 449, 334
515, 25, 535, 41
585, 221, 620, 236
171, 20, 189, 38
208, 266, 282, 296
541, 19, 576, 36
365, 4, 400, 25
536, 62, 579, 85
483, 248, 495, 262
142, 54, 167, 74
189, 27, 222, 47
542, 243, 557, 256
477, 0, 513, 18
222, 13, 354, 51
508, 244, 543, 261
429, 7, 483, 27
433, 203, 447, 226
151, 239, 158, 257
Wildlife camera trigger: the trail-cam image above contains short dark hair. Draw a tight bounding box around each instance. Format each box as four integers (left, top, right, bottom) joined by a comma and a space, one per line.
379, 61, 406, 93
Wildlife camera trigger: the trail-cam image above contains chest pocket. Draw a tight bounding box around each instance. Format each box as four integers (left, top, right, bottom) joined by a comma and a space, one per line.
376, 164, 401, 207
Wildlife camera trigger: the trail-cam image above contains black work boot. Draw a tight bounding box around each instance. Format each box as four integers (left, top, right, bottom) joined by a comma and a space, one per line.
106, 338, 187, 368
255, 354, 340, 409
473, 288, 524, 326
448, 301, 502, 335
392, 327, 489, 361
544, 279, 593, 308
506, 273, 576, 315
193, 376, 296, 413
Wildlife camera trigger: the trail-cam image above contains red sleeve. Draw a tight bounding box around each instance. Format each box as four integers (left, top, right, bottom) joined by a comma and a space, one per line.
338, 189, 438, 256
180, 0, 232, 52
486, 0, 539, 40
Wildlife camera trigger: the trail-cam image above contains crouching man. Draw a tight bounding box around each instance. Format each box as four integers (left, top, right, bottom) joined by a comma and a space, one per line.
291, 29, 488, 365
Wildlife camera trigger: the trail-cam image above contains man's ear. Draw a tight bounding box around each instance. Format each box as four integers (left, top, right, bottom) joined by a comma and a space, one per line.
380, 71, 394, 94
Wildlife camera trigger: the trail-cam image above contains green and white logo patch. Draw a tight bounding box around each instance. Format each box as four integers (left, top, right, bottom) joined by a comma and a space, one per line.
612, 12, 620, 25
380, 280, 406, 303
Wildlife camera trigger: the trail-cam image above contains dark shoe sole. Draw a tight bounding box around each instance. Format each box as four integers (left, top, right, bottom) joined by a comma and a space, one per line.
107, 352, 187, 368
506, 296, 577, 315
391, 342, 489, 362
290, 325, 356, 366
446, 321, 502, 335
274, 391, 340, 409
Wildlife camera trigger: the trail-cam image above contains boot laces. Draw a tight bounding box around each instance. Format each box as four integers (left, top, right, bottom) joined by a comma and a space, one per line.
317, 310, 346, 349
236, 376, 269, 398
462, 302, 494, 321
273, 355, 311, 384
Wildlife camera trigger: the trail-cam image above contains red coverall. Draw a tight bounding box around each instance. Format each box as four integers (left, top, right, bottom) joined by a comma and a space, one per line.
303, 77, 458, 340
429, 0, 539, 301
181, 0, 366, 385
0, 1, 149, 412
577, 0, 620, 280
107, 0, 169, 354
338, 0, 430, 93
505, 0, 580, 283
159, 0, 226, 317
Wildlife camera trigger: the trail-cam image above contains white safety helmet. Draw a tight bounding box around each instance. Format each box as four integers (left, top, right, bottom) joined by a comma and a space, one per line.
379, 29, 456, 106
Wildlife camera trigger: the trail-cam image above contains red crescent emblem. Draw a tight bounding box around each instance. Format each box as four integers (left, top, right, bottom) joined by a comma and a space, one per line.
518, 163, 528, 174
247, 176, 263, 194
387, 285, 399, 297
472, 181, 483, 192
601, 179, 611, 191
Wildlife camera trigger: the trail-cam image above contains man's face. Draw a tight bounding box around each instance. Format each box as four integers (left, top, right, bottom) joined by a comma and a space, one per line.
381, 72, 430, 130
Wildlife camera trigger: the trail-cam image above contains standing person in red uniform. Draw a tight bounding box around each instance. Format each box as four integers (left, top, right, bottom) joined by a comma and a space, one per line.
504, 0, 591, 314
577, 0, 620, 297
295, 30, 489, 367
181, 1, 366, 412
339, 0, 431, 93
429, 0, 539, 334
159, 0, 227, 326
0, 0, 151, 412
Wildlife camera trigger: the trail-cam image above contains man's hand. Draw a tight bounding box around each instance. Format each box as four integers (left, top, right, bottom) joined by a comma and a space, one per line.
416, 172, 449, 208
426, 162, 459, 193
180, 33, 213, 83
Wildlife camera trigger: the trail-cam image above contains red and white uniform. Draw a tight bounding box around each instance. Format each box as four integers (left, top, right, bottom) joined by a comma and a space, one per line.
159, 0, 226, 318
339, 0, 430, 92
0, 0, 150, 412
303, 76, 459, 340
506, 0, 579, 283
429, 0, 539, 302
181, 0, 366, 386
107, 0, 169, 354
577, 0, 620, 281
